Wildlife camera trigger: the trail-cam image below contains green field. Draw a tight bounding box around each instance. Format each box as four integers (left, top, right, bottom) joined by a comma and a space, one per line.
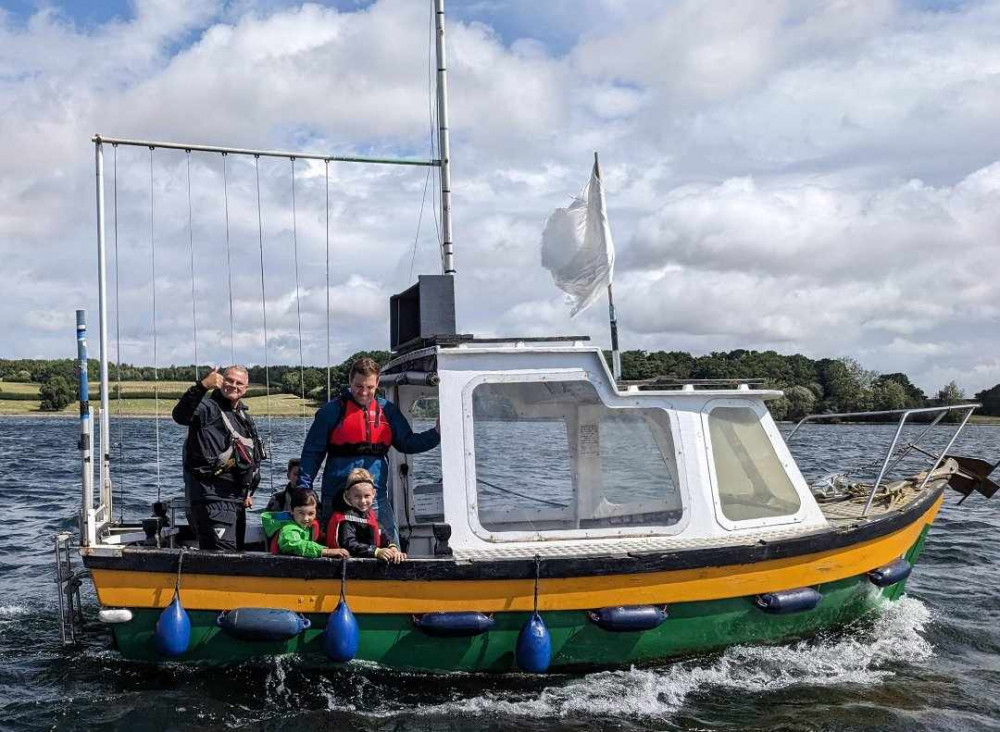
0, 382, 322, 417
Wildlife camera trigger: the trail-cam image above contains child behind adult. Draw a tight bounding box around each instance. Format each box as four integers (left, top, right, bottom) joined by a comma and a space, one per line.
264, 458, 301, 513
327, 469, 406, 563
261, 488, 348, 559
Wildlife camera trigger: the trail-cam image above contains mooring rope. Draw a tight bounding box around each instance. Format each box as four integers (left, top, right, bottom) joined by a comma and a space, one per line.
532, 555, 541, 614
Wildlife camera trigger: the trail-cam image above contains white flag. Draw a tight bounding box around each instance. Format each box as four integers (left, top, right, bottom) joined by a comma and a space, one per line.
541, 159, 615, 317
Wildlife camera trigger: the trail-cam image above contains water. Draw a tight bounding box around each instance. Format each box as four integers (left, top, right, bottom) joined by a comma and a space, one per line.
1, 417, 999, 731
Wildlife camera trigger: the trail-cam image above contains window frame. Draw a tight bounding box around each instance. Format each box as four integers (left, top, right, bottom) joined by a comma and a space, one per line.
461, 372, 690, 542
701, 398, 809, 531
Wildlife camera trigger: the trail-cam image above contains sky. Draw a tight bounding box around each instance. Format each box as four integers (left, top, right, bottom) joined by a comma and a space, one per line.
2, 0, 1000, 396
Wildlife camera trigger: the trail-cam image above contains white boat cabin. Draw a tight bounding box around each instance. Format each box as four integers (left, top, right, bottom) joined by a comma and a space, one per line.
384, 337, 828, 560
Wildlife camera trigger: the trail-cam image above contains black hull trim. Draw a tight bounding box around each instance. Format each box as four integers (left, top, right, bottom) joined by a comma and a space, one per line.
83, 486, 944, 582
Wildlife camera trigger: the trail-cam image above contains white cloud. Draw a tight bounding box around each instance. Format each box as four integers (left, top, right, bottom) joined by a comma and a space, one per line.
2, 0, 1000, 397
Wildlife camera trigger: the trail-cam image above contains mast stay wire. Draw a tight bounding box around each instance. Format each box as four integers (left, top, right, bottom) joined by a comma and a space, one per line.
222, 153, 236, 365
112, 143, 125, 522
325, 160, 331, 402
186, 151, 200, 382
428, 0, 443, 251
290, 158, 307, 436
408, 0, 438, 282
254, 155, 275, 493
149, 147, 161, 501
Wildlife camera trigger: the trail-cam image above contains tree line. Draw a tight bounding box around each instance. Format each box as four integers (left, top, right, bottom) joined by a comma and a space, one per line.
0, 349, 983, 418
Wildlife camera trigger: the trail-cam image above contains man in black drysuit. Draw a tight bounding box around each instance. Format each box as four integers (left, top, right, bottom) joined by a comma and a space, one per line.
172, 365, 266, 551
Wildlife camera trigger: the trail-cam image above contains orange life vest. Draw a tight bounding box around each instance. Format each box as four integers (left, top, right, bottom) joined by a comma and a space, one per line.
268, 520, 321, 555
326, 511, 381, 550
327, 395, 393, 457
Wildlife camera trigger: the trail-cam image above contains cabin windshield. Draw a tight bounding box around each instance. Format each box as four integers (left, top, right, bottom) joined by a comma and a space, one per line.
707, 406, 801, 521
470, 379, 683, 536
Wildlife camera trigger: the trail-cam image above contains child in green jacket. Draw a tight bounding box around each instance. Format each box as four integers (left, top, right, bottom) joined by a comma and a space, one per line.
261, 488, 348, 559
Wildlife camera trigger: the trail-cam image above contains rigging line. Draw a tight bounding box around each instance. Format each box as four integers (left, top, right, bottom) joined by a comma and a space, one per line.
325, 160, 331, 402
408, 166, 433, 283
186, 151, 199, 381
112, 143, 125, 522
290, 158, 307, 435
427, 0, 443, 249
476, 477, 568, 509
406, 0, 435, 283
149, 147, 161, 500
254, 155, 275, 492
222, 153, 236, 365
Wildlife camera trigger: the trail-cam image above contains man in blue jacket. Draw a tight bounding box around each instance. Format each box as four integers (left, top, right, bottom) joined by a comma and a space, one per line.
297, 357, 440, 544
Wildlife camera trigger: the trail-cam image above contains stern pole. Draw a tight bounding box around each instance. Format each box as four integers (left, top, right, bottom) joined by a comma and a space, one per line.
434, 0, 454, 275
76, 310, 94, 546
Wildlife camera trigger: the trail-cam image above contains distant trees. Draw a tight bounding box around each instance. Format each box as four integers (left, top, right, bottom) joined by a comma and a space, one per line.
7, 349, 994, 422
975, 384, 1000, 416
39, 376, 74, 411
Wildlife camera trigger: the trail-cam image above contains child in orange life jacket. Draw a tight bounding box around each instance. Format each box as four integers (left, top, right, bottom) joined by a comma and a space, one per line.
327, 469, 406, 563
261, 488, 348, 559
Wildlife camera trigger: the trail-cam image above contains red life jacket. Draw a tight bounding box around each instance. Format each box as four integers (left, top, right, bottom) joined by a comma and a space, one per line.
326, 511, 381, 550
327, 395, 393, 457
268, 520, 321, 555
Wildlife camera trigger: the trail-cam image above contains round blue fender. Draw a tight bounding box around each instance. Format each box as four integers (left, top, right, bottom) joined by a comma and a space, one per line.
868, 558, 912, 588
323, 600, 359, 663
587, 605, 669, 632
755, 587, 822, 615
516, 612, 551, 673
412, 612, 495, 638
154, 594, 191, 657
216, 608, 311, 642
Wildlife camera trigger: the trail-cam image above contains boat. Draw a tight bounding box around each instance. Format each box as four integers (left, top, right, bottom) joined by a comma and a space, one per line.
56, 2, 998, 672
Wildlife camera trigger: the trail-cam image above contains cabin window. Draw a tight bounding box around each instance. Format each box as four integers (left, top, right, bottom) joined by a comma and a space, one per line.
708, 406, 800, 521
471, 379, 682, 535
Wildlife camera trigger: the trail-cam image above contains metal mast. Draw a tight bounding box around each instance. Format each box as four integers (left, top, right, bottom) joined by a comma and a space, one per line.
434, 0, 455, 274
93, 139, 113, 540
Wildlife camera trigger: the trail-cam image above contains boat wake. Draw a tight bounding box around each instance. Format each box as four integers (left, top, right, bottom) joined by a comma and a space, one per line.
413, 597, 933, 723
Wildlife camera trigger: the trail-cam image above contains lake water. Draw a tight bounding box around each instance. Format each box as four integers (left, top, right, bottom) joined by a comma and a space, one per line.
1, 417, 998, 731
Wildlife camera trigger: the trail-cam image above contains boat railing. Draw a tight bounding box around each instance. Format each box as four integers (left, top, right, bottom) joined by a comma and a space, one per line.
785, 403, 979, 516
618, 377, 771, 391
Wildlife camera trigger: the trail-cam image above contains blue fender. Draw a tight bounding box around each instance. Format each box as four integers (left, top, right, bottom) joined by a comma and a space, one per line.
216, 608, 311, 642
412, 612, 495, 638
323, 600, 359, 663
587, 605, 669, 632
868, 558, 912, 588
154, 594, 191, 657
755, 587, 822, 615
515, 612, 551, 673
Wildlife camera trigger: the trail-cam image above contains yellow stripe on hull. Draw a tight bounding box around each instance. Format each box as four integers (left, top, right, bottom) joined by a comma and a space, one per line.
91, 495, 942, 614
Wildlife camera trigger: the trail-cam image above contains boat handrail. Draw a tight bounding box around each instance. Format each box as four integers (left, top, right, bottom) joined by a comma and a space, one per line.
786, 403, 980, 516
619, 377, 770, 389
786, 403, 980, 440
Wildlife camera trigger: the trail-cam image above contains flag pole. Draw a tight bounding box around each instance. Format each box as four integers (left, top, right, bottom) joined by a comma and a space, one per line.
593, 152, 622, 381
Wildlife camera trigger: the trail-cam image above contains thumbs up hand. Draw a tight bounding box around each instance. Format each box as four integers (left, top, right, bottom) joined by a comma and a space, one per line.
201, 367, 224, 391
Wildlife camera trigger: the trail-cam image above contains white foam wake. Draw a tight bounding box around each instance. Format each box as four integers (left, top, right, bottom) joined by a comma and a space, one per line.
417, 596, 933, 722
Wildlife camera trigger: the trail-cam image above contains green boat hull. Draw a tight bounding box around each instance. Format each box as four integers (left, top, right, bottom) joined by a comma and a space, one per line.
108, 526, 930, 671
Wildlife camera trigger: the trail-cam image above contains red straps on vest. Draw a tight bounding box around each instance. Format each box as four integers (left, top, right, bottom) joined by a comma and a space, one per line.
328, 397, 393, 457
325, 510, 381, 550
268, 519, 320, 555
